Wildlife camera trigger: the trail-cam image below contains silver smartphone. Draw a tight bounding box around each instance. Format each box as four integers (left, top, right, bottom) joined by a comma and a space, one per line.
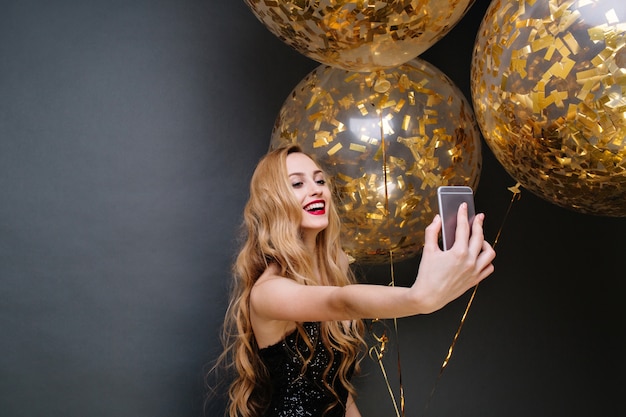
437, 186, 476, 250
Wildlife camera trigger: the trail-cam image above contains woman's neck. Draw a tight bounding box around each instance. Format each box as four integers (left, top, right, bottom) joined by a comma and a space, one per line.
301, 230, 319, 252
301, 230, 323, 283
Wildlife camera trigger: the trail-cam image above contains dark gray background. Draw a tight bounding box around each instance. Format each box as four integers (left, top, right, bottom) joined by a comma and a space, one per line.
1, 1, 624, 416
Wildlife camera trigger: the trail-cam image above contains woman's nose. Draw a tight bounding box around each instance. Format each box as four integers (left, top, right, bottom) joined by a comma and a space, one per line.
310, 182, 323, 195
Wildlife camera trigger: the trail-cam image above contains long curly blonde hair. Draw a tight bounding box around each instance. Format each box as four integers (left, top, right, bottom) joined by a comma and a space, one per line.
213, 145, 365, 417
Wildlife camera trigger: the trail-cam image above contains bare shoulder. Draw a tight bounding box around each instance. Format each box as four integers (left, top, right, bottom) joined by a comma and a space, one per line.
252, 263, 294, 294
250, 264, 302, 310
250, 264, 297, 349
249, 262, 349, 331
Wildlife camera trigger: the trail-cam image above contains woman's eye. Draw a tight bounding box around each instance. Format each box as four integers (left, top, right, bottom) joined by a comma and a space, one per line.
316, 179, 326, 185
291, 181, 303, 188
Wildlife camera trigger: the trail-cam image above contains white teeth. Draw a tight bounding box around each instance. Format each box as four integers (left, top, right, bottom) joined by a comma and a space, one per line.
305, 202, 324, 211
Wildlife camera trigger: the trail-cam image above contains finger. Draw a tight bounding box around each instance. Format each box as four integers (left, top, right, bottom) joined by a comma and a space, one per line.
423, 214, 442, 251
467, 213, 486, 254
477, 262, 495, 282
480, 240, 496, 264
476, 241, 496, 279
453, 202, 470, 247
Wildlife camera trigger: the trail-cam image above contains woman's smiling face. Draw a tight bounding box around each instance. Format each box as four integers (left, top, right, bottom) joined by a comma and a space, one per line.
286, 152, 330, 240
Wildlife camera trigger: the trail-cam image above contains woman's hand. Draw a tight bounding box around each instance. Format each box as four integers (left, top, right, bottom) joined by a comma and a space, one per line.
410, 203, 496, 314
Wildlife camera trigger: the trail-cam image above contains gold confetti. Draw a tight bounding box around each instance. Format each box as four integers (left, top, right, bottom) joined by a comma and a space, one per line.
271, 59, 482, 264
245, 0, 476, 72
471, 0, 626, 216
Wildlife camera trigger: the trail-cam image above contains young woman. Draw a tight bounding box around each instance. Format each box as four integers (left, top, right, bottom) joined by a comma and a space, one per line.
214, 145, 496, 417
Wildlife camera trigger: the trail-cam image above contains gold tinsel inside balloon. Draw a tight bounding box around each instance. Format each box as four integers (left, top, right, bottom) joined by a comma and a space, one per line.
244, 0, 476, 72
471, 0, 626, 216
271, 59, 482, 264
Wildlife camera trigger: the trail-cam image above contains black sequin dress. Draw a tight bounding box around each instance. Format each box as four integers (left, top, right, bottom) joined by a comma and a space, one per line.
258, 322, 353, 417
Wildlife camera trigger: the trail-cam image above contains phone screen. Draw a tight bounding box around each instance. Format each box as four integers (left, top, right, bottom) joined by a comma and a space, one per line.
437, 186, 475, 250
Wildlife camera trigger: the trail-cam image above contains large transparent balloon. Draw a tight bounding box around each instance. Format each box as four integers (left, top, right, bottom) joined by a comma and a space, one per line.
471, 0, 626, 216
245, 0, 476, 72
271, 59, 482, 264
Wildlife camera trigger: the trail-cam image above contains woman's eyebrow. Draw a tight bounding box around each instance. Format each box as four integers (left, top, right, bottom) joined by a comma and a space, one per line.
288, 170, 324, 176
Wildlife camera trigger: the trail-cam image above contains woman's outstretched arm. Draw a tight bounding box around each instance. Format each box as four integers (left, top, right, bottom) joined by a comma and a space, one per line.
250, 203, 495, 324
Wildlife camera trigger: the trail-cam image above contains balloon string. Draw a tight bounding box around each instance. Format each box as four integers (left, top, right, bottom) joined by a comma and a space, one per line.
369, 281, 405, 417
371, 105, 406, 417
423, 183, 522, 416
493, 183, 522, 247
383, 134, 407, 417
369, 323, 401, 417
391, 262, 406, 417
376, 347, 401, 417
